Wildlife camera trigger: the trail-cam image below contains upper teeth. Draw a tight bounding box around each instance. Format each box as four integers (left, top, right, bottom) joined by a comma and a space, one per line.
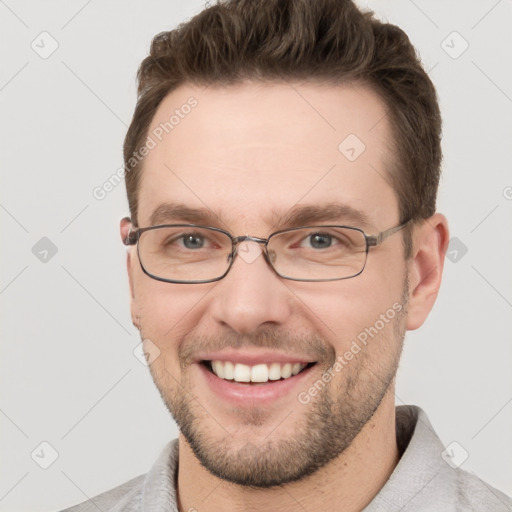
210, 361, 307, 383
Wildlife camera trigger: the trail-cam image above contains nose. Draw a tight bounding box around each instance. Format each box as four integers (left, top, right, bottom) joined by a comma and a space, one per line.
209, 241, 293, 334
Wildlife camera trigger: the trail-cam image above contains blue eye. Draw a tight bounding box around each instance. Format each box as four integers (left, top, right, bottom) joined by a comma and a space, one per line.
308, 233, 332, 249
181, 234, 205, 249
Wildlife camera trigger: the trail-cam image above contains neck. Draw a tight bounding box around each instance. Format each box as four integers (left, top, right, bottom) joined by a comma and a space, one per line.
176, 391, 399, 512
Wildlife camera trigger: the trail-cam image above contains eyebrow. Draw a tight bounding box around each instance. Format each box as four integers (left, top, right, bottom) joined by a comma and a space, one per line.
271, 204, 372, 230
148, 202, 372, 231
149, 203, 219, 227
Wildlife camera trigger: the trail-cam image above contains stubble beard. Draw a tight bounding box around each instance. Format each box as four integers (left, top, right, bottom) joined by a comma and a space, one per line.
145, 286, 408, 488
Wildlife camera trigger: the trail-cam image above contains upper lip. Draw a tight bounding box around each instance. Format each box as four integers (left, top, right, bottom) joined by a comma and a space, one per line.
195, 349, 316, 366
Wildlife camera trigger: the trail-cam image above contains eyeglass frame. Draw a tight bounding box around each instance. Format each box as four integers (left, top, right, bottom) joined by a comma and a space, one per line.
123, 218, 412, 284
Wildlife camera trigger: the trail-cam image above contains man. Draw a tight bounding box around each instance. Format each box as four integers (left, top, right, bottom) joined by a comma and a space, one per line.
64, 0, 512, 510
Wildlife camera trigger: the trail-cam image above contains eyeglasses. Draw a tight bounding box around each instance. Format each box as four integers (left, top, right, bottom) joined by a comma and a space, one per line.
124, 220, 411, 284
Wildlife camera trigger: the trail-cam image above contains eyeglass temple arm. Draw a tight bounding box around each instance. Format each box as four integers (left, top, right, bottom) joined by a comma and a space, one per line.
125, 232, 138, 245
366, 219, 411, 248
122, 218, 138, 246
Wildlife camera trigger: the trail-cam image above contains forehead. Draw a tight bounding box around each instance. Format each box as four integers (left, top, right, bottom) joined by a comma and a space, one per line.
137, 81, 398, 232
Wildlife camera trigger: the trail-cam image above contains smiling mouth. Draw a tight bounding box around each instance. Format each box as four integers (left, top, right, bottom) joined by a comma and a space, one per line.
201, 360, 317, 383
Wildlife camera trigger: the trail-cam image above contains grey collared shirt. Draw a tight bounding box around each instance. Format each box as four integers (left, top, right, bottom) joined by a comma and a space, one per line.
62, 405, 512, 511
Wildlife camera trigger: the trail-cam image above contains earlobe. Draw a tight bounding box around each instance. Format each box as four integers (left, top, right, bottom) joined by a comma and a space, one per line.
120, 217, 135, 297
126, 249, 136, 300
120, 217, 140, 329
128, 251, 141, 330
405, 213, 449, 331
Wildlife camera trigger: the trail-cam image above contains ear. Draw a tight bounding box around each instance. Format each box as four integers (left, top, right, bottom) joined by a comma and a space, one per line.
406, 213, 449, 331
120, 217, 140, 330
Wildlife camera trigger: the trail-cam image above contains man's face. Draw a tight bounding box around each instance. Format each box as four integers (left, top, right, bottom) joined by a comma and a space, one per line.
123, 82, 409, 487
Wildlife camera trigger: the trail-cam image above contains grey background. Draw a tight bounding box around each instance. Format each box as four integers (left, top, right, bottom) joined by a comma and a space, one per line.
1, 1, 511, 510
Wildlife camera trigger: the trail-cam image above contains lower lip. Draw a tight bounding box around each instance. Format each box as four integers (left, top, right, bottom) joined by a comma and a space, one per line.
197, 363, 316, 407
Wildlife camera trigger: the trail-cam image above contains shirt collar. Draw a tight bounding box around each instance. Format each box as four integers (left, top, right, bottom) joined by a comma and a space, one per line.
138, 405, 508, 512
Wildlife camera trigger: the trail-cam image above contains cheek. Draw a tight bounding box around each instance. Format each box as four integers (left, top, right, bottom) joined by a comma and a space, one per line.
134, 277, 211, 353
290, 272, 405, 353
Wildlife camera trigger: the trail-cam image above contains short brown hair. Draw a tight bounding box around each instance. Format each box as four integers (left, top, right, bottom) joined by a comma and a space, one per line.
124, 0, 441, 249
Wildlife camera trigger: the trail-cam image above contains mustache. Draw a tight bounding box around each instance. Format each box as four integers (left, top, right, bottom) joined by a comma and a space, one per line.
178, 327, 335, 368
